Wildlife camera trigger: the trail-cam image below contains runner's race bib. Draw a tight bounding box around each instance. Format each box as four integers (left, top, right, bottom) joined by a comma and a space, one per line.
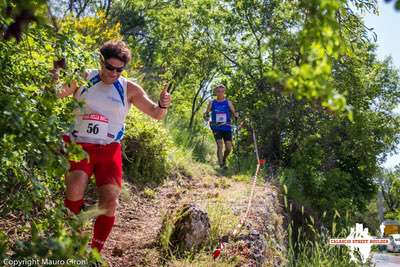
75, 114, 109, 140
216, 112, 227, 124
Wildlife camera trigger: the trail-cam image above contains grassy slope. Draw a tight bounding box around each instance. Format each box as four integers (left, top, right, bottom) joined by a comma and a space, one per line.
98, 156, 287, 267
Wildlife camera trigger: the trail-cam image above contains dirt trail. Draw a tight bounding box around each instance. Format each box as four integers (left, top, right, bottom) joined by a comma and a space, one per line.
99, 169, 286, 267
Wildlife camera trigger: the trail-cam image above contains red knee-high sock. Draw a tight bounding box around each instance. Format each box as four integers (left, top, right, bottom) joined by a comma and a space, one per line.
64, 198, 84, 215
91, 215, 115, 252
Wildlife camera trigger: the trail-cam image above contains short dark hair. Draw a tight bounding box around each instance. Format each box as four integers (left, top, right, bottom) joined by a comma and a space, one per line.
100, 40, 131, 65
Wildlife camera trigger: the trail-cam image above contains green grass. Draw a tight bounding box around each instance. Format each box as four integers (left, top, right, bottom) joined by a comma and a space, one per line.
166, 118, 216, 164
143, 187, 157, 199
205, 200, 240, 247
231, 174, 251, 183
283, 187, 375, 267
161, 200, 242, 266
286, 223, 373, 267
167, 254, 242, 267
213, 177, 231, 189
159, 209, 182, 257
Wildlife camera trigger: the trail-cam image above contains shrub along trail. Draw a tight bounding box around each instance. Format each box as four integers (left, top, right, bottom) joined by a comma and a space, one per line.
95, 165, 286, 267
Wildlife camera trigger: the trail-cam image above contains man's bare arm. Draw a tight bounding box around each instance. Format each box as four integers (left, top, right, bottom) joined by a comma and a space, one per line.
56, 80, 78, 98
204, 101, 212, 121
228, 100, 239, 118
51, 67, 87, 98
128, 81, 170, 120
206, 101, 212, 113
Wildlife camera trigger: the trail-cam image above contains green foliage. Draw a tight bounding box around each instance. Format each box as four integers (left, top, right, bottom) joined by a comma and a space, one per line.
379, 166, 400, 219
205, 200, 239, 248
167, 115, 216, 163
353, 200, 380, 236
0, 3, 122, 260
59, 11, 122, 52
0, 15, 92, 217
283, 0, 356, 113
1, 0, 399, 265
123, 109, 173, 185
236, 14, 398, 227
143, 187, 157, 199
1, 0, 49, 42
0, 231, 7, 260
113, 0, 399, 230
5, 209, 101, 265
111, 0, 224, 163
159, 210, 178, 257
283, 186, 374, 267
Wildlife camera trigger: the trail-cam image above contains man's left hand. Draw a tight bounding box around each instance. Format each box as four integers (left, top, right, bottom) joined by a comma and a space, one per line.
159, 82, 172, 108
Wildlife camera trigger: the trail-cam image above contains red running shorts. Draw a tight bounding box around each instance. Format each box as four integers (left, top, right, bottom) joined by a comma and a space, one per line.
63, 135, 123, 188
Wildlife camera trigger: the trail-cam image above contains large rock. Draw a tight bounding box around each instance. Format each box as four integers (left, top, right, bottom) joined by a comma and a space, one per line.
169, 203, 210, 255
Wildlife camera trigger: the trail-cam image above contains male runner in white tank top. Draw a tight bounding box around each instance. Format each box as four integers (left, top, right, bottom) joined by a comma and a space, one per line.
53, 40, 171, 255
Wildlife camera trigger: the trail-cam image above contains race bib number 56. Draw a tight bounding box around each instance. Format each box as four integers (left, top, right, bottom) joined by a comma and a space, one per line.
75, 114, 109, 140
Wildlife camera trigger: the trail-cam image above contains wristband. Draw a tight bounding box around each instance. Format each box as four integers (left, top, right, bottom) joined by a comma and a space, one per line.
158, 100, 168, 109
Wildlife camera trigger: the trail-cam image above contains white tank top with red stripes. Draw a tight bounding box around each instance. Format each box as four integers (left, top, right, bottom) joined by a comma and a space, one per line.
70, 69, 131, 144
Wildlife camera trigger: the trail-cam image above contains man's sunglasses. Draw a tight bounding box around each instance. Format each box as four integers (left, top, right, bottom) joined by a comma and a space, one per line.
104, 61, 125, 73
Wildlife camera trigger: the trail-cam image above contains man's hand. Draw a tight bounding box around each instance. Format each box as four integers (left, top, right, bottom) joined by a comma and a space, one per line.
159, 82, 171, 108
203, 112, 210, 122
51, 58, 67, 81
128, 81, 171, 120
54, 58, 67, 69
234, 112, 239, 119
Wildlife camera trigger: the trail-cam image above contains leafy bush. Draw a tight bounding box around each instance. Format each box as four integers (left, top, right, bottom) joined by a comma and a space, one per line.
123, 109, 173, 185
0, 6, 122, 261
2, 208, 101, 265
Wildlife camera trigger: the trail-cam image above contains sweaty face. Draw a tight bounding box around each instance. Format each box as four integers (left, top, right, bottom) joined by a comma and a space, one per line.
215, 86, 225, 99
100, 57, 125, 83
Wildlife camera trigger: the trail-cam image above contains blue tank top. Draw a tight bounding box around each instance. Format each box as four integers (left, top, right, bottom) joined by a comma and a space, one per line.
210, 99, 231, 132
